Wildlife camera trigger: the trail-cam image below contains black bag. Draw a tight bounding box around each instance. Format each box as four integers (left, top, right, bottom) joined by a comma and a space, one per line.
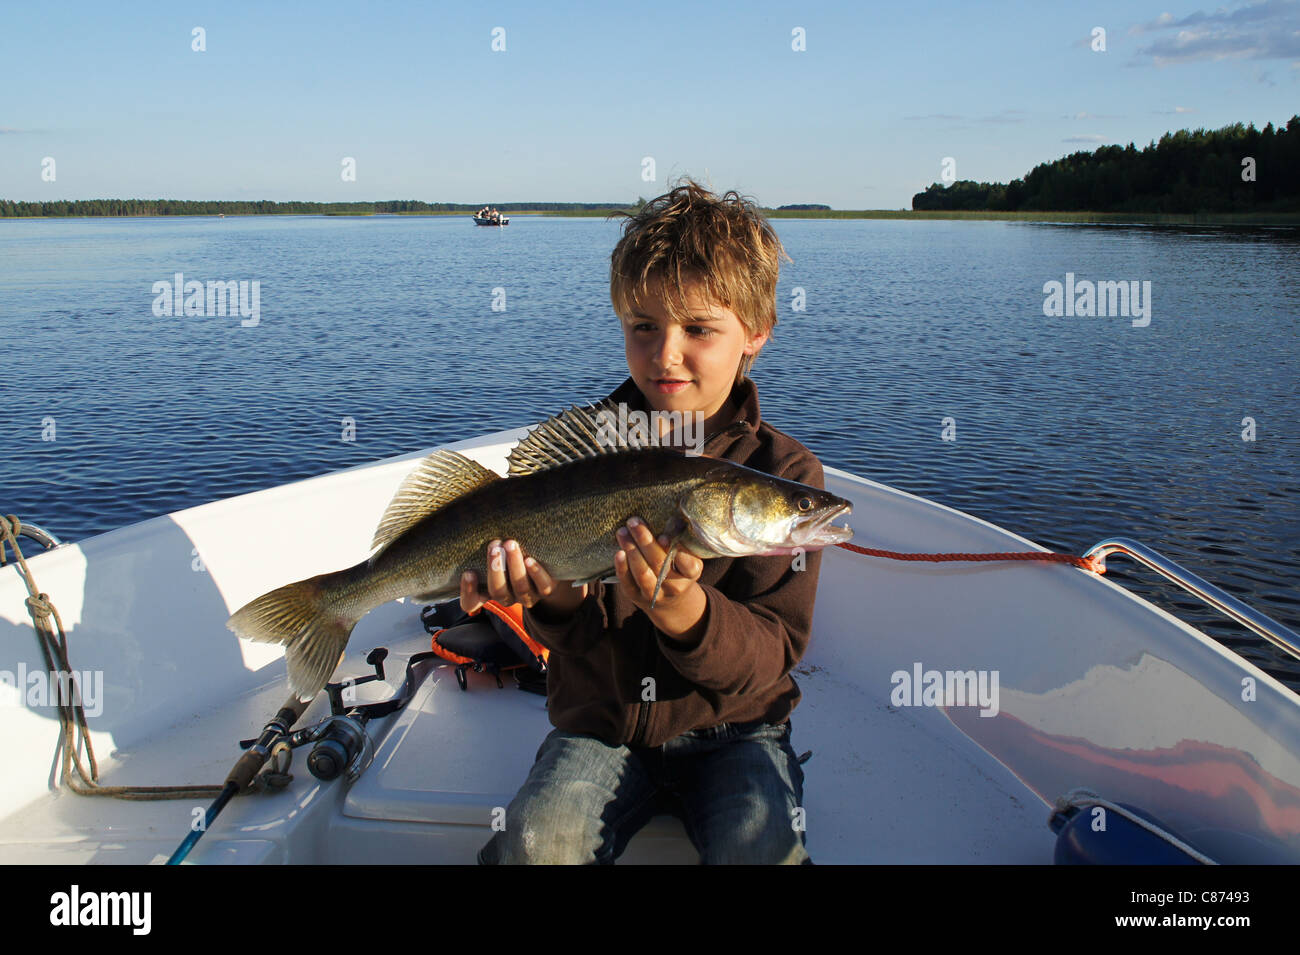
420, 600, 548, 695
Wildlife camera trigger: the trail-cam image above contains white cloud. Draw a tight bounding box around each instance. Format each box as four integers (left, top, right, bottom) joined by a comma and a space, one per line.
902, 110, 1026, 124
1129, 0, 1300, 65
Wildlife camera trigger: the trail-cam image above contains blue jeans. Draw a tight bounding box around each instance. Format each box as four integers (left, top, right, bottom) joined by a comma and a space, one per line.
478, 718, 810, 864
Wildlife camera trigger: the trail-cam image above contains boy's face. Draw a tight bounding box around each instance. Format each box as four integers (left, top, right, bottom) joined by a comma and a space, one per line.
621, 277, 768, 422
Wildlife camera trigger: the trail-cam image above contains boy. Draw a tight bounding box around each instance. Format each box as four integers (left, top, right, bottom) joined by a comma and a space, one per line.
461, 179, 825, 864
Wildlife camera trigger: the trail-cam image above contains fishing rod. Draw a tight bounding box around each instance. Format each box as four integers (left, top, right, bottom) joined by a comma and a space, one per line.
166, 648, 443, 865
166, 692, 310, 865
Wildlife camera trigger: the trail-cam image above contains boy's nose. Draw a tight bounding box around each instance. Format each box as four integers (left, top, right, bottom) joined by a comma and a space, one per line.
653, 329, 683, 367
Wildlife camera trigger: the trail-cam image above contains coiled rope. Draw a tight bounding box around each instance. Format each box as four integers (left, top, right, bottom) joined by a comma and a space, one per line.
1, 515, 289, 800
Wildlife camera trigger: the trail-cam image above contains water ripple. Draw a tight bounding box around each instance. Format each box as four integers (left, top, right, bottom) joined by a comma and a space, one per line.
1, 215, 1297, 686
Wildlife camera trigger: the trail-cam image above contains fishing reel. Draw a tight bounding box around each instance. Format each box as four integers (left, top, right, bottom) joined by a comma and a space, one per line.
239, 647, 442, 784
306, 712, 372, 782
181, 648, 440, 865
304, 647, 389, 782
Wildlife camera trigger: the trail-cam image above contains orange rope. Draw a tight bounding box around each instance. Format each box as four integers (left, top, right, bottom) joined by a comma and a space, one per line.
834, 540, 1104, 574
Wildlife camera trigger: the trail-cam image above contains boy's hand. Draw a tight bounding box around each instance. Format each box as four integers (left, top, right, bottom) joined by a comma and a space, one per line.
614, 517, 707, 642
460, 539, 588, 619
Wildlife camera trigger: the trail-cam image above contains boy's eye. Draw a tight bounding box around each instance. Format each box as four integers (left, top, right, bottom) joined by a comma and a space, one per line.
631, 323, 713, 338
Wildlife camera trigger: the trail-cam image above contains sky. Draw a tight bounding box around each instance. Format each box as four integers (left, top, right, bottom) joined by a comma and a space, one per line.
2, 0, 1298, 209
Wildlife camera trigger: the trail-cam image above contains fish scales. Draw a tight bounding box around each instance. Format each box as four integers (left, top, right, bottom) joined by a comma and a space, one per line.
367, 449, 710, 604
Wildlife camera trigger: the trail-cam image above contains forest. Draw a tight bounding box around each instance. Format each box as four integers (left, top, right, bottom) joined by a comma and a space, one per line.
7, 119, 1296, 218
0, 199, 626, 217
912, 117, 1299, 213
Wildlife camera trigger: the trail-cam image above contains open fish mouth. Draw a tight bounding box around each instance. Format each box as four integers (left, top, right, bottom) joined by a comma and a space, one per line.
793, 502, 853, 547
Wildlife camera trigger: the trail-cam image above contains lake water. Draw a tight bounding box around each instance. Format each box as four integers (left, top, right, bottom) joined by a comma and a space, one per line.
1, 214, 1298, 684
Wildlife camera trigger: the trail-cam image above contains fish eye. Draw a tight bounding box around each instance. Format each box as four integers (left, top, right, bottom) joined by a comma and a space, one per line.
797, 497, 813, 512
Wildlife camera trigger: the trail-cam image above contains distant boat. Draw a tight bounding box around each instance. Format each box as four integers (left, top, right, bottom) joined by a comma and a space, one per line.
472, 215, 508, 226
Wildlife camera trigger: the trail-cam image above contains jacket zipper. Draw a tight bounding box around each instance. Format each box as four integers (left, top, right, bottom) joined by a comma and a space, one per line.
627, 421, 749, 748
704, 420, 750, 453
632, 631, 657, 746
633, 698, 649, 747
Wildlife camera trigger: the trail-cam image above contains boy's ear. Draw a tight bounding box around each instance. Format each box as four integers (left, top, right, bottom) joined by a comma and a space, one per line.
744, 330, 770, 354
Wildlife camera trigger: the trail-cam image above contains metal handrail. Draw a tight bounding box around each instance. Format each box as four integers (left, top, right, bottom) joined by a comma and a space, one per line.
1083, 537, 1300, 663
5, 521, 64, 552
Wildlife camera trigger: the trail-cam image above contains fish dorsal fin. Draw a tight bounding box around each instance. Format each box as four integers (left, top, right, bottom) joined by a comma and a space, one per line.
371, 449, 500, 552
507, 399, 656, 476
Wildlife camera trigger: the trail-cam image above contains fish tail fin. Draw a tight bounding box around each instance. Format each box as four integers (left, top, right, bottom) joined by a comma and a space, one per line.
227, 571, 358, 702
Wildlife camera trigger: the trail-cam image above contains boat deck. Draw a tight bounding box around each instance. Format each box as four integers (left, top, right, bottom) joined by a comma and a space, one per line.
0, 591, 1055, 864
4, 431, 1299, 863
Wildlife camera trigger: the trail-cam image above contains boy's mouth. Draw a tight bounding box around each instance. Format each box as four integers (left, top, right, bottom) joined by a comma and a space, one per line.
653, 378, 691, 394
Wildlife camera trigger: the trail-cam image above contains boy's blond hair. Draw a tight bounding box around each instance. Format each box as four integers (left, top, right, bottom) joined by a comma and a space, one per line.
609, 178, 790, 382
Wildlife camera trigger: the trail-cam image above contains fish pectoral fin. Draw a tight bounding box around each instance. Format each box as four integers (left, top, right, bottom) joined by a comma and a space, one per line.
648, 535, 685, 610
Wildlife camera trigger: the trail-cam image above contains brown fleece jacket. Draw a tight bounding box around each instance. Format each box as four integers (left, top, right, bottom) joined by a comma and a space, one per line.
520, 375, 826, 748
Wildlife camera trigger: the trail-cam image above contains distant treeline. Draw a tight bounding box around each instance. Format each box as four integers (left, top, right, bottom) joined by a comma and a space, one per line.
912, 116, 1300, 214
0, 199, 629, 218
777, 203, 831, 210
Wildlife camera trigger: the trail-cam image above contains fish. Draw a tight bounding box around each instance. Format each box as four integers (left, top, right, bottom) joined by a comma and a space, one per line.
227, 401, 854, 701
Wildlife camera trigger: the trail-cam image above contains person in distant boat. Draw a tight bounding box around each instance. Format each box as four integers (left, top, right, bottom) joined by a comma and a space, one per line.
462, 178, 820, 865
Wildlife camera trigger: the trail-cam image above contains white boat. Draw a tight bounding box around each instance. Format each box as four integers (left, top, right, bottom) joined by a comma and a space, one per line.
3, 423, 1298, 865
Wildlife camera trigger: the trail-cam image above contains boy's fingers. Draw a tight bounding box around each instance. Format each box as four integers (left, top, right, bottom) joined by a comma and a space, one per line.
486, 540, 514, 603
676, 550, 703, 579
524, 555, 554, 596
625, 518, 660, 556
617, 525, 687, 603
621, 539, 655, 592
622, 522, 681, 585
459, 571, 484, 614
618, 524, 659, 565
503, 540, 534, 606
632, 521, 676, 578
